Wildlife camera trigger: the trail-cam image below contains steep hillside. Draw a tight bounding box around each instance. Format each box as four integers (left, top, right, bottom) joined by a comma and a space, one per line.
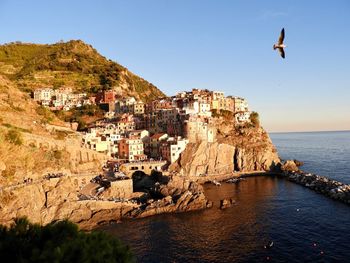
0, 75, 106, 186
0, 40, 164, 101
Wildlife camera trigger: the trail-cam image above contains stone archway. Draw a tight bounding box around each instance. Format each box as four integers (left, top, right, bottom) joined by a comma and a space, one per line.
131, 170, 148, 192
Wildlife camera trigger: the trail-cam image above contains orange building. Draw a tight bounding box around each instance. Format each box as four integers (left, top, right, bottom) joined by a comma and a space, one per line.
118, 138, 146, 161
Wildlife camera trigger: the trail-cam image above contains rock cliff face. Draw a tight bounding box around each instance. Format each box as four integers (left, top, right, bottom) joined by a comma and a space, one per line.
171, 123, 280, 177
0, 176, 138, 229
0, 175, 207, 230
128, 176, 208, 219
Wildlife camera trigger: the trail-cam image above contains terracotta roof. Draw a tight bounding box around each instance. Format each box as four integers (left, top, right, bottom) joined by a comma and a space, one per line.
151, 133, 166, 139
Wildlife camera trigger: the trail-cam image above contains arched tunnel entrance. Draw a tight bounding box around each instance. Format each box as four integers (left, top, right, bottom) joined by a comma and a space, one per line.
132, 171, 147, 192
131, 170, 166, 200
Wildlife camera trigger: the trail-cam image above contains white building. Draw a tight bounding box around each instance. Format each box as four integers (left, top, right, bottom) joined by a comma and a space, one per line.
33, 88, 54, 102
233, 97, 249, 112
235, 111, 251, 123
160, 137, 189, 163
198, 101, 211, 116
168, 137, 188, 163
211, 91, 225, 100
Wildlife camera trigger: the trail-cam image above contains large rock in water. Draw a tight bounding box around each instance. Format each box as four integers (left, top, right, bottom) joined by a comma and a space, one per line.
281, 160, 300, 172
171, 126, 280, 177
220, 198, 235, 209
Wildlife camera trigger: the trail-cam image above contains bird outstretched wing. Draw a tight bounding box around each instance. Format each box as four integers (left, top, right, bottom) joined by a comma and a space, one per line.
278, 47, 285, 59
278, 28, 285, 44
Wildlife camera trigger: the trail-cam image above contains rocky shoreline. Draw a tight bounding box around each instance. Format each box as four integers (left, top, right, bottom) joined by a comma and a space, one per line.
280, 170, 350, 205
277, 160, 350, 205
0, 174, 210, 230
2, 159, 349, 230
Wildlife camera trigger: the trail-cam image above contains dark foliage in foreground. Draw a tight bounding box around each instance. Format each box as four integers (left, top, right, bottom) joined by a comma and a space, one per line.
0, 217, 134, 263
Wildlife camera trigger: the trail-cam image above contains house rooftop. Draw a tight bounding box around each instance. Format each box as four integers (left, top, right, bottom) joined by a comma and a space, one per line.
151, 133, 167, 139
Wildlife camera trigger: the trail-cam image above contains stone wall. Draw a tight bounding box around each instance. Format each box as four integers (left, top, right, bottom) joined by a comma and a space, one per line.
104, 179, 133, 198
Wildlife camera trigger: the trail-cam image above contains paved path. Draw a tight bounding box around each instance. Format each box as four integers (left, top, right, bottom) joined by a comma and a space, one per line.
0, 172, 98, 192
188, 170, 269, 184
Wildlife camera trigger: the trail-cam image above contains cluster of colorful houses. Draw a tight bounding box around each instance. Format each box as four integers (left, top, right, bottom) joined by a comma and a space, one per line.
33, 87, 91, 111
33, 87, 251, 166
78, 88, 251, 166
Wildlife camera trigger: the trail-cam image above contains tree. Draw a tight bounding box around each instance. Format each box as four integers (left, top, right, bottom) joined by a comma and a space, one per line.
76, 117, 87, 131
5, 129, 23, 145
0, 217, 134, 263
250, 111, 260, 127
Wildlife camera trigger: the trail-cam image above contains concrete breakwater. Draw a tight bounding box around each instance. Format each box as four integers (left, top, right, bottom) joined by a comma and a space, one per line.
281, 170, 350, 205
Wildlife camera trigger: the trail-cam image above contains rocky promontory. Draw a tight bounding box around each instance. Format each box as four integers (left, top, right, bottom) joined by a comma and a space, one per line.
171, 124, 280, 178
127, 176, 208, 219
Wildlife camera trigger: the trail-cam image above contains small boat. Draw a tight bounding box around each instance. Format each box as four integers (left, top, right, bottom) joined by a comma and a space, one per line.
226, 178, 240, 183
264, 241, 274, 249
212, 180, 221, 186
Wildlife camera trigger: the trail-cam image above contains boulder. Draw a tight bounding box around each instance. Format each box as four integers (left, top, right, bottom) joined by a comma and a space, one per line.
206, 200, 213, 208
220, 198, 235, 209
281, 160, 299, 172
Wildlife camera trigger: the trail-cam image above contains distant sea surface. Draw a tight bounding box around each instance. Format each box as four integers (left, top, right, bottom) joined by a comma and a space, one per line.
271, 130, 350, 184
100, 131, 350, 262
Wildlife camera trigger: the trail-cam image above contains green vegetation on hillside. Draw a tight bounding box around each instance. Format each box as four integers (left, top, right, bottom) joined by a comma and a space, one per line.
250, 111, 260, 127
211, 109, 234, 120
36, 105, 55, 123
5, 129, 23, 145
0, 40, 164, 101
0, 217, 134, 263
53, 104, 104, 130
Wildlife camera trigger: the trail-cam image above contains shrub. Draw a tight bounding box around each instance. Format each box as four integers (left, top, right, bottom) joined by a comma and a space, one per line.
211, 109, 219, 118
211, 109, 233, 120
76, 117, 87, 131
36, 106, 54, 123
250, 111, 260, 127
5, 129, 23, 145
0, 217, 134, 263
53, 150, 63, 159
55, 131, 68, 140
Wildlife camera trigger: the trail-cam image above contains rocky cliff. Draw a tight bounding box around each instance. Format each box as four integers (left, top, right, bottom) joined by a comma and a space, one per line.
0, 175, 207, 230
171, 120, 280, 177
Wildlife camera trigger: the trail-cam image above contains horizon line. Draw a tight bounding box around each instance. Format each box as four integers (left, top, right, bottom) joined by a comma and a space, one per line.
269, 129, 350, 134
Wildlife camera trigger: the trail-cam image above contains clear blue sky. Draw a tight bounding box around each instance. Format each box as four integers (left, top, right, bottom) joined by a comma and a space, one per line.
1, 0, 349, 132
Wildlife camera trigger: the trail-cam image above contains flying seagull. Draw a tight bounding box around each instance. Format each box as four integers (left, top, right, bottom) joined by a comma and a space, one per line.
273, 28, 286, 59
